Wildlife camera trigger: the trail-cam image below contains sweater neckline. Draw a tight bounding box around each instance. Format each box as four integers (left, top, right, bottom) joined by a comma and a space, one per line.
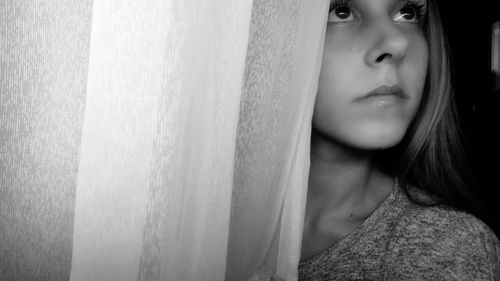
298, 178, 402, 270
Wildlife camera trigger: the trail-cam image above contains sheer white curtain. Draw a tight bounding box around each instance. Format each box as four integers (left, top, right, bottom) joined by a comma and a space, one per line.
0, 0, 328, 280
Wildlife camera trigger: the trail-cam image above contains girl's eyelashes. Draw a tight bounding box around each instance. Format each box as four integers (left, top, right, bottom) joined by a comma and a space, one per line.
328, 0, 427, 24
393, 1, 427, 23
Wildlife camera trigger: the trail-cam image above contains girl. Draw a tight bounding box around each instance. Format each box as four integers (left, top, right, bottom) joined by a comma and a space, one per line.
298, 0, 500, 279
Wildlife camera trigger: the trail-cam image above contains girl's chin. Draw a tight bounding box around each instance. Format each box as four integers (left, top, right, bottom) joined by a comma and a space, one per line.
343, 126, 408, 151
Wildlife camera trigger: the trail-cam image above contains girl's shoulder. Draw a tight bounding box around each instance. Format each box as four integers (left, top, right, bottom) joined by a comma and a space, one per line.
387, 186, 500, 280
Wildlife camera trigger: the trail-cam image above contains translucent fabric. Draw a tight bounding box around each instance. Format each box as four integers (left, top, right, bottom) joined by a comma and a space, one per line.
0, 0, 328, 280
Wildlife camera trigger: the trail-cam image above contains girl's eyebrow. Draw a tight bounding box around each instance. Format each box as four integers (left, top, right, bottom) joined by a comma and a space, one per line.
393, 0, 427, 9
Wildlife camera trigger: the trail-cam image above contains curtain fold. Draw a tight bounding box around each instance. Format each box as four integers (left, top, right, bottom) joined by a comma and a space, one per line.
1, 0, 328, 280
226, 1, 328, 280
0, 1, 93, 280
70, 0, 253, 280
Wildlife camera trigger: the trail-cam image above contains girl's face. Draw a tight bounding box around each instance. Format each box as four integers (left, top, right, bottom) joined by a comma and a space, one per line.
313, 0, 428, 150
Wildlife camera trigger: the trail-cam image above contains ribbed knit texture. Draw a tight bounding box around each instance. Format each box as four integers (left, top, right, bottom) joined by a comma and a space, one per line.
298, 182, 500, 280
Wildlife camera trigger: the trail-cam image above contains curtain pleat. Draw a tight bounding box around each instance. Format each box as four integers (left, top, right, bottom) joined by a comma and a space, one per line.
1, 1, 328, 280
276, 3, 328, 279
70, 0, 253, 280
226, 1, 328, 280
0, 1, 93, 280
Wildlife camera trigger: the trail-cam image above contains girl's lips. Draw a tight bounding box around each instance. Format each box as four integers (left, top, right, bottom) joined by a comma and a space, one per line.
354, 85, 407, 105
356, 94, 404, 106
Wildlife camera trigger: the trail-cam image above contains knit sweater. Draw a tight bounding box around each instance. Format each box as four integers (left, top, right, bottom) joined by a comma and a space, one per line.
298, 182, 500, 280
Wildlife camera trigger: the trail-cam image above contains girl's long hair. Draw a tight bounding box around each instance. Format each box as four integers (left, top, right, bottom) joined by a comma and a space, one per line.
380, 0, 486, 219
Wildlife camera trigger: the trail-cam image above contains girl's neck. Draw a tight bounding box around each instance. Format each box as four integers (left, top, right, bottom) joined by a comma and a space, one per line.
307, 128, 392, 219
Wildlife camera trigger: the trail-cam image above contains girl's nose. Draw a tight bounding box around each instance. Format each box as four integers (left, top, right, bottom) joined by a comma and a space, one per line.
365, 19, 409, 67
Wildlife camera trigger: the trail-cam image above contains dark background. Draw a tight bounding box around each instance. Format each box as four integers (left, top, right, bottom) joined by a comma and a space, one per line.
439, 2, 500, 235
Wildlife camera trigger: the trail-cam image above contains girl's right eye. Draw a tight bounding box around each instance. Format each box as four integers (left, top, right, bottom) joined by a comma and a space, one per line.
328, 3, 355, 23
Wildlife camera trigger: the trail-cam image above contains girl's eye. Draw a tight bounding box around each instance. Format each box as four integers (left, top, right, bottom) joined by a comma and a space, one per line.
329, 5, 355, 22
393, 3, 425, 23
